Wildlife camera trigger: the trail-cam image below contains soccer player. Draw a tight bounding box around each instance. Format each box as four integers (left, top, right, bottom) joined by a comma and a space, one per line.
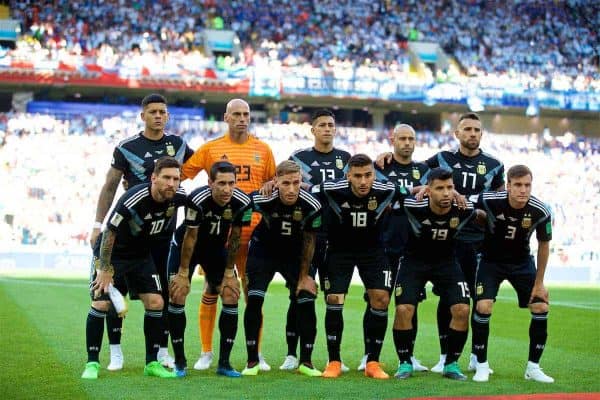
241, 161, 322, 377
181, 98, 276, 371
89, 94, 193, 370
393, 167, 480, 381
373, 124, 430, 373
167, 161, 252, 378
82, 157, 187, 379
316, 154, 410, 380
278, 109, 351, 371
471, 165, 554, 383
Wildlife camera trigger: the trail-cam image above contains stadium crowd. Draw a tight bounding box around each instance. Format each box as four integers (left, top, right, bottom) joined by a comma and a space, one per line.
7, 0, 599, 91
0, 112, 598, 268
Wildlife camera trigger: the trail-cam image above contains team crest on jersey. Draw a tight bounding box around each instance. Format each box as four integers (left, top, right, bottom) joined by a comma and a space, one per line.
223, 208, 232, 220
166, 143, 175, 156
368, 197, 377, 211
336, 158, 344, 169
293, 209, 303, 221
522, 214, 532, 229
412, 169, 421, 180
395, 285, 402, 297
449, 217, 459, 228
477, 163, 486, 175
166, 205, 175, 217
476, 283, 484, 296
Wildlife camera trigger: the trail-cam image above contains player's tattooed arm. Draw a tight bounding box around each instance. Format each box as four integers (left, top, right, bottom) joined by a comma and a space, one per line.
91, 167, 123, 248
98, 229, 116, 272
297, 231, 317, 295
170, 227, 197, 300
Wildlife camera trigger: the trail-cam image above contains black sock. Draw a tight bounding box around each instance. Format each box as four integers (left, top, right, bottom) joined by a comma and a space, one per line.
144, 309, 163, 364
168, 303, 186, 368
437, 300, 451, 355
529, 312, 548, 363
445, 327, 468, 365
285, 295, 298, 357
86, 307, 106, 363
106, 313, 122, 345
366, 307, 388, 362
160, 291, 170, 348
409, 307, 418, 357
218, 303, 238, 367
393, 328, 412, 364
471, 311, 491, 363
325, 303, 344, 362
243, 293, 264, 364
362, 295, 370, 355
296, 291, 317, 365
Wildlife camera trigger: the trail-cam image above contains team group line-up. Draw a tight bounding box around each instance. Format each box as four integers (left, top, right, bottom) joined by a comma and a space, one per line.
82, 94, 554, 384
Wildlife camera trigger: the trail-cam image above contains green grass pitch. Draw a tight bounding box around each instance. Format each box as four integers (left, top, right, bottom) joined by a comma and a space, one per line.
1, 276, 598, 400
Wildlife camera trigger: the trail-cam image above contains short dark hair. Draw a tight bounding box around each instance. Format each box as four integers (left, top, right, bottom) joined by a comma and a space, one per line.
154, 156, 180, 175
347, 153, 373, 169
311, 109, 335, 124
142, 93, 167, 108
507, 164, 532, 182
458, 112, 480, 123
427, 167, 453, 184
209, 161, 236, 181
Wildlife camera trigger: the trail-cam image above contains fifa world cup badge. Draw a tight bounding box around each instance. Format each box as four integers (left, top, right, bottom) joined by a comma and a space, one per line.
293, 209, 303, 221
336, 158, 344, 169
166, 143, 175, 156
477, 163, 487, 175
449, 217, 459, 228
223, 208, 232, 220
368, 197, 377, 211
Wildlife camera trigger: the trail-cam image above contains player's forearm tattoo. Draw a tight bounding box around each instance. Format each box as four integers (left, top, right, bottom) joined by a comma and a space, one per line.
99, 230, 116, 271
299, 231, 316, 276
95, 169, 122, 222
225, 226, 242, 270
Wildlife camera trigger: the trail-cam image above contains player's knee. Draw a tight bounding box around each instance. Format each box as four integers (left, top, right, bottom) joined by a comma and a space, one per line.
368, 292, 390, 309
395, 304, 415, 324
529, 301, 548, 313
221, 288, 239, 305
476, 299, 493, 314
326, 293, 344, 305
171, 293, 186, 306
92, 300, 110, 312
144, 294, 164, 310
450, 303, 470, 322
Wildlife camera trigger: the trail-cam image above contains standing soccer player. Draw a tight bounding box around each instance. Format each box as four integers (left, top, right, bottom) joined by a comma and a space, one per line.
277, 109, 350, 371
181, 98, 276, 371
393, 168, 480, 381
82, 157, 187, 379
471, 165, 554, 383
316, 154, 410, 379
241, 161, 322, 377
373, 124, 430, 373
89, 94, 193, 370
167, 161, 252, 377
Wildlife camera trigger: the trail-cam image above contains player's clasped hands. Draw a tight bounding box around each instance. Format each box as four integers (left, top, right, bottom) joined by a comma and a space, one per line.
92, 269, 113, 299
297, 275, 318, 296
170, 272, 191, 299
220, 274, 241, 301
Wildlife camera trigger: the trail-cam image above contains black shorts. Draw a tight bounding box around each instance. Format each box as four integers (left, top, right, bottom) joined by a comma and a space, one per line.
89, 254, 162, 301
167, 236, 227, 289
388, 252, 426, 303
326, 249, 392, 295
475, 256, 536, 308
246, 243, 300, 293
454, 240, 482, 294
394, 257, 470, 306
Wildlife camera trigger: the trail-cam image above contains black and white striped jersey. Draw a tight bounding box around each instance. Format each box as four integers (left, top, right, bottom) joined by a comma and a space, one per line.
476, 191, 552, 263
314, 179, 410, 252
403, 198, 477, 262
106, 183, 187, 258
250, 188, 322, 257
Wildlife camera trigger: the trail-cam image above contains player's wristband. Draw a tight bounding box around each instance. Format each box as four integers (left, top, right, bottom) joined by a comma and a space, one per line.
93, 222, 103, 229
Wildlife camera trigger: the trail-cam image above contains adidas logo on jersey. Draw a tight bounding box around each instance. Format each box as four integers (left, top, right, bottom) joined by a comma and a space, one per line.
388, 171, 397, 177
144, 213, 152, 220
144, 152, 152, 158
341, 202, 351, 208
496, 213, 505, 220
422, 219, 432, 225
453, 163, 461, 168
311, 161, 320, 167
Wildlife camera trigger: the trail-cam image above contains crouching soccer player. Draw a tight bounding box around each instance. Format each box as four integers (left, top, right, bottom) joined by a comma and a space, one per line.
82, 157, 186, 379
242, 160, 323, 377
471, 165, 554, 383
168, 161, 252, 377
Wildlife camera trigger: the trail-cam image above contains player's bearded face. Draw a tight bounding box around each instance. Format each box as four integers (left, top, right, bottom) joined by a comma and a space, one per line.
348, 165, 374, 197
141, 103, 168, 131
153, 168, 181, 201
456, 119, 482, 150
276, 172, 302, 205
210, 172, 236, 206
393, 131, 416, 157
507, 174, 532, 207
429, 178, 454, 209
